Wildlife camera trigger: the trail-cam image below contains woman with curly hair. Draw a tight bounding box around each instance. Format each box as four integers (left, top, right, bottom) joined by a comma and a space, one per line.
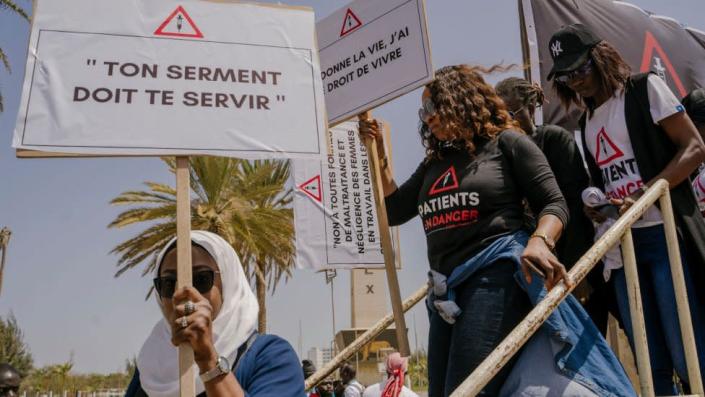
548, 23, 705, 394
360, 65, 634, 396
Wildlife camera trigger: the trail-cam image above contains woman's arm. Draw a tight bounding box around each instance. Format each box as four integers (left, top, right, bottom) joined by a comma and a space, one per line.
503, 132, 571, 290
358, 116, 426, 226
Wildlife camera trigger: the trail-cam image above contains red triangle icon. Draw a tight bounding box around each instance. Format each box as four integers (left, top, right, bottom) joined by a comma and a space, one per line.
639, 31, 686, 97
154, 6, 204, 39
340, 8, 362, 37
429, 166, 459, 195
595, 127, 624, 166
298, 175, 322, 203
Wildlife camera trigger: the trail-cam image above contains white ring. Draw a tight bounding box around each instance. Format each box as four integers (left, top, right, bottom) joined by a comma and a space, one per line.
184, 300, 195, 315
178, 316, 188, 329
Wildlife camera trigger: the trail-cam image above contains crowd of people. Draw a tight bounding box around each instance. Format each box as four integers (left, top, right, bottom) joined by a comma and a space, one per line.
112, 22, 705, 397
302, 355, 417, 397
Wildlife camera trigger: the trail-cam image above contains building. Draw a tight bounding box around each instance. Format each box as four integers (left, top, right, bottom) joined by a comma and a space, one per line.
307, 346, 335, 370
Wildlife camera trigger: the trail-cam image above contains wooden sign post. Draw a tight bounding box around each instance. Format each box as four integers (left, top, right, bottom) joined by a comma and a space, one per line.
175, 156, 195, 396
358, 112, 410, 357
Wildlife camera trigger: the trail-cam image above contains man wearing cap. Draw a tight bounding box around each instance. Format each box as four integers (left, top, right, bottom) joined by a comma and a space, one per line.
0, 364, 21, 397
548, 23, 705, 394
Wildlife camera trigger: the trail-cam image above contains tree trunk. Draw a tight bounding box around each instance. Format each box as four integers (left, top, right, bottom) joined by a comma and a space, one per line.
255, 259, 267, 333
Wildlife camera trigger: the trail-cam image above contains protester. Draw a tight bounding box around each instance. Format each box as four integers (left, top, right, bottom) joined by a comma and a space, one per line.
315, 378, 336, 397
303, 360, 318, 397
0, 364, 21, 397
683, 88, 705, 213
683, 87, 705, 139
548, 23, 705, 394
333, 380, 345, 397
340, 363, 364, 397
359, 64, 634, 396
496, 77, 618, 334
125, 231, 305, 397
362, 353, 418, 397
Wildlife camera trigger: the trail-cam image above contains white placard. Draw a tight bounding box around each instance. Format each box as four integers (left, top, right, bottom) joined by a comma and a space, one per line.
293, 121, 399, 269
13, 0, 327, 159
317, 0, 433, 125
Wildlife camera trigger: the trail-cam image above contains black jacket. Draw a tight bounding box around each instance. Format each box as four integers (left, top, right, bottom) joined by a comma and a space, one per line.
579, 72, 705, 307
533, 125, 594, 270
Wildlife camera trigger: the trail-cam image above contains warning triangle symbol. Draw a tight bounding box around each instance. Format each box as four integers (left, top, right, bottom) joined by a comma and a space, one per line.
595, 127, 624, 166
298, 175, 322, 203
429, 166, 459, 195
640, 31, 686, 97
154, 6, 204, 39
340, 8, 362, 37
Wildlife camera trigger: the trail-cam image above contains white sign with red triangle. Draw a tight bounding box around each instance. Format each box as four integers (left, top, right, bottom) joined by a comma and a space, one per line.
595, 127, 624, 166
154, 5, 203, 38
298, 175, 322, 203
293, 121, 399, 270
340, 8, 363, 37
13, 0, 328, 160
317, 0, 433, 125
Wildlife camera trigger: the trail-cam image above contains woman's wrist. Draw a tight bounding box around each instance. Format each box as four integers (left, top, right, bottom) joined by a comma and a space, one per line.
196, 346, 219, 373
530, 232, 556, 251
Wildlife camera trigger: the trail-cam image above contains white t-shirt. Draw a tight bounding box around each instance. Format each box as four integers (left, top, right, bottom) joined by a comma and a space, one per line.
362, 382, 419, 397
344, 380, 365, 397
585, 74, 684, 227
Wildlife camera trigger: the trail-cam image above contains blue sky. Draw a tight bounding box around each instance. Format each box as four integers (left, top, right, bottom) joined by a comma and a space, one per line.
1, 0, 703, 374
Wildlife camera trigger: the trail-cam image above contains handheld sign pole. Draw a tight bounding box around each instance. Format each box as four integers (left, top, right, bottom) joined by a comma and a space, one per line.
358, 112, 410, 357
176, 156, 195, 397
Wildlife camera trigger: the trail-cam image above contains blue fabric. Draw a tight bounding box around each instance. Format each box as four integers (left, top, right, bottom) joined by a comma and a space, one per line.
125, 334, 305, 397
426, 231, 636, 397
612, 224, 705, 395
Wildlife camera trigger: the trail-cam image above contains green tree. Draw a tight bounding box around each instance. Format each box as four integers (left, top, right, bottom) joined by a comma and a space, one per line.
108, 157, 295, 332
0, 314, 33, 377
408, 350, 428, 392
0, 0, 30, 113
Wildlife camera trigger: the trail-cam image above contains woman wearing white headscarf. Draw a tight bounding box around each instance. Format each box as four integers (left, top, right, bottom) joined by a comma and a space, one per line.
125, 231, 305, 397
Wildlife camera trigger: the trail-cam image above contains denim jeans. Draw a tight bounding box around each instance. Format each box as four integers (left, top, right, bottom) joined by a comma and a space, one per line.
427, 259, 532, 397
612, 224, 705, 395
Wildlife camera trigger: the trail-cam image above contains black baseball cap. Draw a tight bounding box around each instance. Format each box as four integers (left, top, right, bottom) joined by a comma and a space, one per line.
547, 23, 602, 80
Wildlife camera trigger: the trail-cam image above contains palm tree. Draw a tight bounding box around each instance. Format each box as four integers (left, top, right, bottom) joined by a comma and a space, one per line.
108, 157, 295, 332
0, 227, 11, 296
0, 0, 30, 113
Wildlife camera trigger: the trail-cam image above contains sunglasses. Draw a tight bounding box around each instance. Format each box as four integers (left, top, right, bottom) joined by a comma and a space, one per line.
555, 59, 593, 84
418, 98, 436, 122
153, 269, 219, 299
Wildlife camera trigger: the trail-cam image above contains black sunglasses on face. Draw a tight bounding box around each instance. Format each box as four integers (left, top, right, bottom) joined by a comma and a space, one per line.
153, 269, 219, 299
555, 59, 593, 84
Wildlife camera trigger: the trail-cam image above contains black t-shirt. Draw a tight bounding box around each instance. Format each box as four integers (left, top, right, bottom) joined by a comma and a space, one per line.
385, 130, 568, 276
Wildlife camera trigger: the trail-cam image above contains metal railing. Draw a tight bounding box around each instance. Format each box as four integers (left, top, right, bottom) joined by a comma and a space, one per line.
450, 179, 703, 397
305, 179, 703, 397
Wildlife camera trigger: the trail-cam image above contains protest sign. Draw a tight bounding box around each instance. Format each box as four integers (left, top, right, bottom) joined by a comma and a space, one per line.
293, 121, 400, 269
13, 0, 326, 159
317, 0, 433, 125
